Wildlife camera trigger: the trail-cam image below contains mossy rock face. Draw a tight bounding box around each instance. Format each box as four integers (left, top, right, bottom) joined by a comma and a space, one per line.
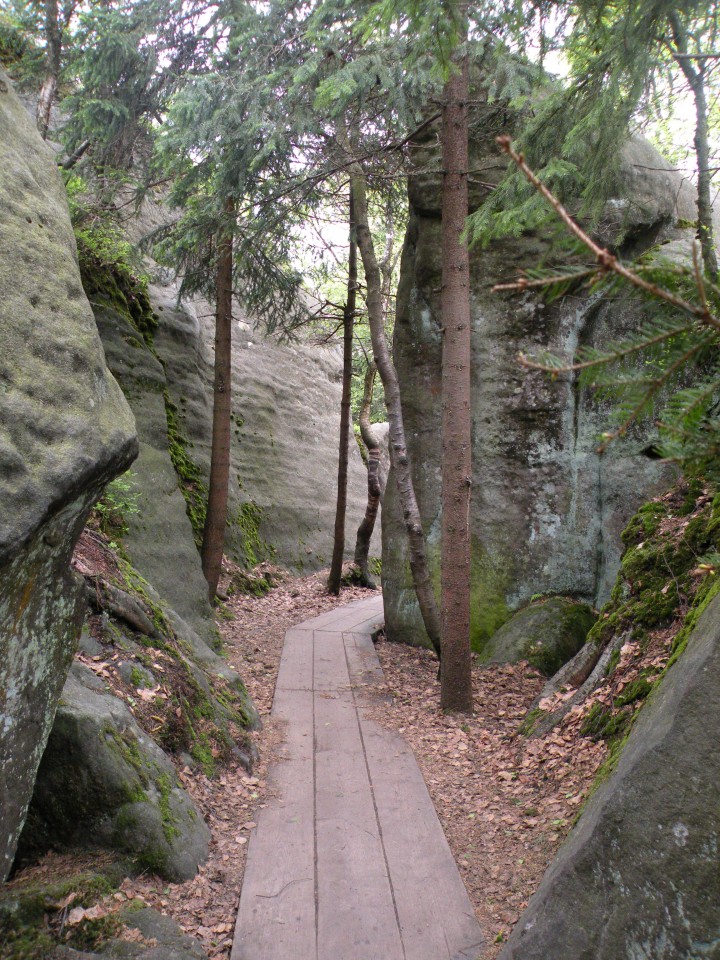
16, 663, 210, 883
500, 589, 720, 960
478, 598, 597, 676
0, 69, 137, 881
382, 104, 690, 649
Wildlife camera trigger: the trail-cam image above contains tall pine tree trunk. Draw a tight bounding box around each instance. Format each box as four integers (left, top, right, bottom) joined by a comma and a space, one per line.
348, 166, 442, 661
354, 361, 381, 588
201, 198, 234, 601
327, 194, 357, 595
36, 0, 61, 139
439, 28, 473, 713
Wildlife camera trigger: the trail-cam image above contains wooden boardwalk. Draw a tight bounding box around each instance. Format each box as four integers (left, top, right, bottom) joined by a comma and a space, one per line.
232, 595, 484, 960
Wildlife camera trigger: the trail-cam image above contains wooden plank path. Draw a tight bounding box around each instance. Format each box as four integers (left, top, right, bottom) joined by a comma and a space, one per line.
232, 595, 484, 960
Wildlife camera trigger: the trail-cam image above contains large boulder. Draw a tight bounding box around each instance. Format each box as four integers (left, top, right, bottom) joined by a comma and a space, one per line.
500, 588, 720, 959
0, 69, 137, 881
383, 109, 694, 651
89, 283, 219, 651
479, 597, 596, 676
18, 663, 210, 883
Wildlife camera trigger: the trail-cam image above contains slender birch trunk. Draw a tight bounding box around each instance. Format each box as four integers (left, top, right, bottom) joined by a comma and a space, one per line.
348, 166, 443, 660
328, 193, 358, 595
354, 361, 381, 587
670, 13, 718, 281
37, 0, 62, 139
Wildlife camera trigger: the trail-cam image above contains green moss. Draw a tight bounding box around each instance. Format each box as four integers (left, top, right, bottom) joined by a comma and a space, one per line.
620, 500, 666, 544
104, 725, 151, 793
580, 703, 632, 741
586, 720, 636, 797
66, 914, 123, 951
469, 543, 512, 653
163, 390, 207, 546
129, 665, 152, 689
582, 482, 720, 795
190, 733, 217, 778
615, 675, 654, 707
518, 707, 546, 736
76, 229, 156, 349
667, 571, 720, 668
0, 869, 120, 960
156, 775, 180, 842
229, 501, 274, 568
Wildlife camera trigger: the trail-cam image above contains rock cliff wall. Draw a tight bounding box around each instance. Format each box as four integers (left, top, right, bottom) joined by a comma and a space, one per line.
0, 69, 137, 880
162, 284, 375, 573
383, 112, 695, 650
501, 488, 720, 959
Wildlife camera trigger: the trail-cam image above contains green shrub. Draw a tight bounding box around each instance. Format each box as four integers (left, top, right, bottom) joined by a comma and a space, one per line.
93, 471, 141, 538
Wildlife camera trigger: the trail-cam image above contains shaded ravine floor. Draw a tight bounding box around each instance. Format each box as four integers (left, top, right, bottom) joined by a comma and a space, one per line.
232, 595, 484, 960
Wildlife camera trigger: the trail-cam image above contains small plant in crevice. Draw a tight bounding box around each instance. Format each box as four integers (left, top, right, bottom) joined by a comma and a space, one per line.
67, 176, 156, 347
91, 470, 141, 539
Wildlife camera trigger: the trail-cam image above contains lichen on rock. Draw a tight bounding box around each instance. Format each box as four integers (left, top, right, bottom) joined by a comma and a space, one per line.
17, 663, 210, 883
0, 68, 137, 882
382, 97, 695, 651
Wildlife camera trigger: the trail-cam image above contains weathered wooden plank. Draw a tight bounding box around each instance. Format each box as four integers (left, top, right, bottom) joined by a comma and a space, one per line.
311, 596, 384, 634
313, 628, 353, 694
234, 596, 483, 960
343, 631, 385, 689
274, 627, 313, 693
314, 689, 404, 959
348, 634, 484, 960
232, 688, 316, 960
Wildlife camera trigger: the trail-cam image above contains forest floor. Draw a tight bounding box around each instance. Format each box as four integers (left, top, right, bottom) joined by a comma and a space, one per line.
126, 563, 609, 959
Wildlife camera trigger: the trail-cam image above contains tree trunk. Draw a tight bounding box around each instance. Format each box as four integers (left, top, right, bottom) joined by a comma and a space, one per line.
327, 193, 357, 595
201, 197, 235, 601
440, 23, 473, 713
688, 75, 717, 281
348, 166, 443, 661
354, 361, 381, 587
37, 0, 62, 139
670, 13, 718, 281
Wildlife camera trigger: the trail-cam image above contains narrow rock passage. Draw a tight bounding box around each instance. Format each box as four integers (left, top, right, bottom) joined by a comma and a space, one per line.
232, 596, 484, 960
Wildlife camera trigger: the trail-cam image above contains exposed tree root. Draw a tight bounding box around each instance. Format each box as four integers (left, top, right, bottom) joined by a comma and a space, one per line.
524, 631, 629, 737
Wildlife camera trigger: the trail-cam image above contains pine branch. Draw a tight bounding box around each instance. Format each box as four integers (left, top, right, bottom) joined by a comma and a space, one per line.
495, 136, 720, 335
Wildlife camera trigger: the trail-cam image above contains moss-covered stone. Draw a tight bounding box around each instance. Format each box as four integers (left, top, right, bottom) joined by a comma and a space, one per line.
0, 68, 137, 881
16, 663, 210, 882
500, 556, 720, 960
478, 597, 597, 676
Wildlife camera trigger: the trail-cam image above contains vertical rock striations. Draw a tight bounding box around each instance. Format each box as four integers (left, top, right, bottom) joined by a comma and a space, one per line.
383, 110, 696, 651
0, 69, 137, 880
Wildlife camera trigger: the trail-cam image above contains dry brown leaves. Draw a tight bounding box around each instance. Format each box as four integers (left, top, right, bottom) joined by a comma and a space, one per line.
369, 642, 607, 955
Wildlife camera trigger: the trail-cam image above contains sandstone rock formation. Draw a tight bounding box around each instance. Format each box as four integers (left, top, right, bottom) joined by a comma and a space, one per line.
479, 597, 596, 676
181, 287, 376, 571
500, 589, 720, 960
0, 69, 137, 881
383, 113, 695, 651
89, 282, 220, 650
91, 255, 376, 646
19, 664, 211, 883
